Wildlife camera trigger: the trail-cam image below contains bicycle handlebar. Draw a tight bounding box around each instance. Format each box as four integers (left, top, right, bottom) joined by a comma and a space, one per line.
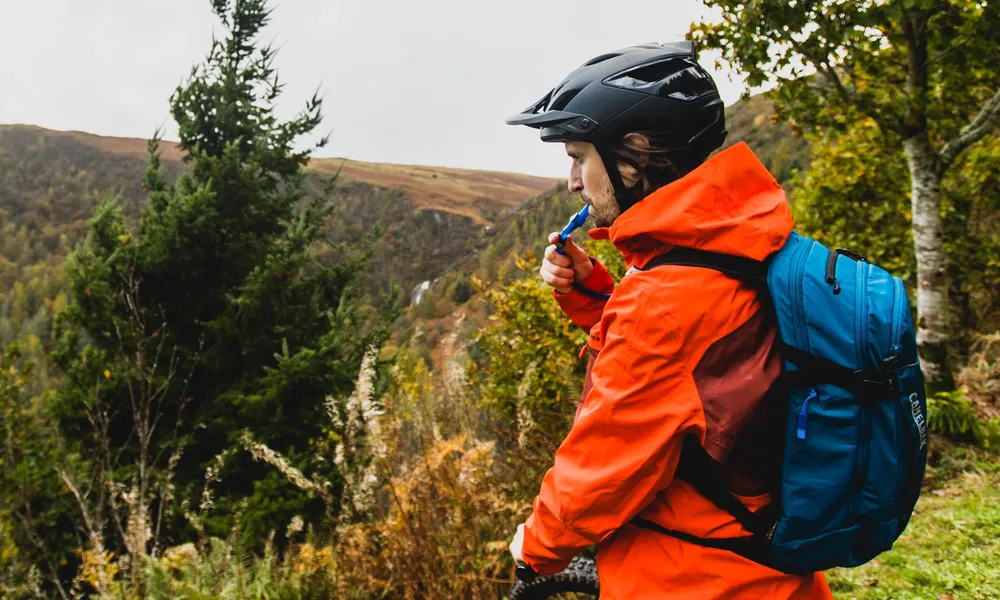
516, 562, 537, 583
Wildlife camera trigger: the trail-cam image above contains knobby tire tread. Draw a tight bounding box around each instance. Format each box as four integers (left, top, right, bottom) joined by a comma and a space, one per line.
509, 556, 599, 599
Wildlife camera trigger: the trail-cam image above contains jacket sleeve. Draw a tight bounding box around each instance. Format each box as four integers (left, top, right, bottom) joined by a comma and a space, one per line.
520, 286, 707, 575
553, 257, 615, 331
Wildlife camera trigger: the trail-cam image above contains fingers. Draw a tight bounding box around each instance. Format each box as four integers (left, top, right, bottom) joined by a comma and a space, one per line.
542, 232, 587, 294
561, 235, 589, 261
544, 243, 572, 268
539, 262, 573, 293
540, 259, 574, 281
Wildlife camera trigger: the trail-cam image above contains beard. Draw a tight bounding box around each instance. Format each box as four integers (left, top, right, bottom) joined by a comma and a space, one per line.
592, 212, 612, 228
580, 176, 618, 228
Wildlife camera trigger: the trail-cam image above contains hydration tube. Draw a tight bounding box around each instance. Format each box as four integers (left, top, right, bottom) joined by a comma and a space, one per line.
555, 204, 590, 255
552, 204, 611, 301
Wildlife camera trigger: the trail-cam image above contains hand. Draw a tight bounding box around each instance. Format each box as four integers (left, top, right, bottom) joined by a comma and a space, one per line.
510, 523, 525, 564
540, 233, 593, 294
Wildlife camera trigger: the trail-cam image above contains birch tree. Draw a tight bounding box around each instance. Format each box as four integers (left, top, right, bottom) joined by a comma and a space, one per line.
692, 0, 1000, 390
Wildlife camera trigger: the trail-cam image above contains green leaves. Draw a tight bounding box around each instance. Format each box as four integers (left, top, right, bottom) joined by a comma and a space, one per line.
927, 388, 1000, 447
791, 120, 1000, 346
470, 254, 587, 432
692, 0, 1000, 140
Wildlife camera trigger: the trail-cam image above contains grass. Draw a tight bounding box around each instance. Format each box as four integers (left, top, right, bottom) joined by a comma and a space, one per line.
828, 439, 1000, 600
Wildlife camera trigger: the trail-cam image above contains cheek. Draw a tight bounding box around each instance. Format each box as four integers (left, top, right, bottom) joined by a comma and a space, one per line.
584, 163, 610, 197
582, 162, 600, 190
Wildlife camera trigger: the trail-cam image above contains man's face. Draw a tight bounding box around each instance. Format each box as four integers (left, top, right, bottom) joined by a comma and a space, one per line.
565, 141, 619, 228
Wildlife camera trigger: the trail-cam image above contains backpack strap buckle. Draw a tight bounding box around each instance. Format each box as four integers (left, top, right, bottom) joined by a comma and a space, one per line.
853, 369, 896, 400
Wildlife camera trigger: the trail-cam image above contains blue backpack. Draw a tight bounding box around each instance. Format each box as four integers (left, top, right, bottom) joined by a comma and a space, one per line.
630, 232, 929, 575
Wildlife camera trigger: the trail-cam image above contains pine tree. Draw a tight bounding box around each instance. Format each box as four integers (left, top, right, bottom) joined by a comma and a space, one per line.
49, 0, 389, 566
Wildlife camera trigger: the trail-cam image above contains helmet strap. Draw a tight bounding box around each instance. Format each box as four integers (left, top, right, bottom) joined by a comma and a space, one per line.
595, 143, 643, 215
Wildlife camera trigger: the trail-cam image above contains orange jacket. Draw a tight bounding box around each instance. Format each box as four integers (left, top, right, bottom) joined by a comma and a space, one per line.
521, 143, 832, 599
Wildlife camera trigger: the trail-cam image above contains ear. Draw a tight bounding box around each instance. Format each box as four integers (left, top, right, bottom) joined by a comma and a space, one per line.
622, 133, 651, 169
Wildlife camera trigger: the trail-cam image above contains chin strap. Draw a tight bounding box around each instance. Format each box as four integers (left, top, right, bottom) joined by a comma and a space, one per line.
595, 143, 643, 215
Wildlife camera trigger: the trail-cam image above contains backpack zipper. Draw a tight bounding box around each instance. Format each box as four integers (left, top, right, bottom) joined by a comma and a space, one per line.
889, 278, 906, 356
791, 237, 812, 350
797, 389, 818, 440
854, 262, 872, 521
857, 261, 870, 369
888, 276, 908, 510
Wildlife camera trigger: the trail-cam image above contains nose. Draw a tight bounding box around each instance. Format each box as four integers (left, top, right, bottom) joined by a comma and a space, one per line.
568, 167, 583, 194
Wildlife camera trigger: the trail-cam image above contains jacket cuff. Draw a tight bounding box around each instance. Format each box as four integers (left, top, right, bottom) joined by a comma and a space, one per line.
553, 258, 614, 304
520, 512, 574, 576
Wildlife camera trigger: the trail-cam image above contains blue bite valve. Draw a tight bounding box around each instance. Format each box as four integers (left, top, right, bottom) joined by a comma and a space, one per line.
556, 204, 590, 255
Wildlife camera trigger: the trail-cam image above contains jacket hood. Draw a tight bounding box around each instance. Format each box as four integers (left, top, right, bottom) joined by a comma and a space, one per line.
587, 142, 793, 268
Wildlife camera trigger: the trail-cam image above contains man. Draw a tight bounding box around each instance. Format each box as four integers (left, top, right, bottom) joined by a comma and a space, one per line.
505, 42, 833, 599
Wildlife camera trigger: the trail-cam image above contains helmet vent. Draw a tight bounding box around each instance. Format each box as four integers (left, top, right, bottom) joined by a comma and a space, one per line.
549, 88, 581, 111
607, 59, 717, 101
582, 52, 622, 67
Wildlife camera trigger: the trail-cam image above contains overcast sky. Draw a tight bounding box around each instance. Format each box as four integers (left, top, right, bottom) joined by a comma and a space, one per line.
0, 0, 747, 178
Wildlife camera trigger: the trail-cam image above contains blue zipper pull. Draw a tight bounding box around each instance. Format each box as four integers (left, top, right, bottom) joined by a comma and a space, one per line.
797, 389, 818, 440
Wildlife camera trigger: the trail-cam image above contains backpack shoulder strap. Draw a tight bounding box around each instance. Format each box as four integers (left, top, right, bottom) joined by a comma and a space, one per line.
640, 247, 768, 285
632, 250, 782, 569
629, 437, 785, 572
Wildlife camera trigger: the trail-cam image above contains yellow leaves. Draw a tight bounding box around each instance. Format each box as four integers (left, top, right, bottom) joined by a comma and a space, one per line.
484, 540, 509, 552
26, 335, 40, 355
429, 434, 467, 468
117, 234, 130, 245
293, 542, 333, 575
104, 369, 112, 380
514, 250, 537, 274
75, 546, 119, 594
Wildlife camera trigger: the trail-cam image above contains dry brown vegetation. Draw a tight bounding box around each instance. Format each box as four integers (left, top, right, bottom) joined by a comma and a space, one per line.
312, 159, 558, 225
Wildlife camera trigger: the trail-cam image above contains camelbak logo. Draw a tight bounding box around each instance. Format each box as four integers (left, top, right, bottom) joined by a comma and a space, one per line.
909, 393, 928, 450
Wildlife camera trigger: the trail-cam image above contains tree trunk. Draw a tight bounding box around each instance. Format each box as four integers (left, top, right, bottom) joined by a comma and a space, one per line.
903, 133, 954, 392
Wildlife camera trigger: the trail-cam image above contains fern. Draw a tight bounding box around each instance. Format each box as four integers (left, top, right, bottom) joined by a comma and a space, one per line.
927, 389, 1000, 448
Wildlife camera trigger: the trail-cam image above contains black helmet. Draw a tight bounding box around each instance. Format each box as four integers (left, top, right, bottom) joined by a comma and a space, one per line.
506, 42, 727, 211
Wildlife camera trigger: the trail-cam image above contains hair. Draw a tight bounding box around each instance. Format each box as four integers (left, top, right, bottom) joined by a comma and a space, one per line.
609, 131, 709, 198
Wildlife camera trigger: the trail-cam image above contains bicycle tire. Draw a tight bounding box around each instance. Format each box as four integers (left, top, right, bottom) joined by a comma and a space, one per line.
509, 556, 599, 599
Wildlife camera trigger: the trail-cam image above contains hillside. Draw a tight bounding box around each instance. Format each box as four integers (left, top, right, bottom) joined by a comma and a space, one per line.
0, 125, 555, 224
0, 91, 807, 381
312, 158, 556, 225
0, 124, 557, 304
390, 92, 810, 379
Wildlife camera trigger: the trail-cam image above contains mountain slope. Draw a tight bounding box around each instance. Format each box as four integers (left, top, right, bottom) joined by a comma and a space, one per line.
0, 125, 555, 224
0, 124, 558, 302
0, 91, 806, 326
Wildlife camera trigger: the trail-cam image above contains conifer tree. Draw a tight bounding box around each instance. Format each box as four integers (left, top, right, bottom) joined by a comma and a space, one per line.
49, 0, 388, 560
